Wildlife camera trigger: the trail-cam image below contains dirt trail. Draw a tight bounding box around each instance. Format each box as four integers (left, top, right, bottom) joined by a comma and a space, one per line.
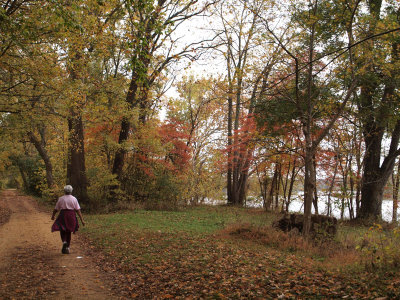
0, 190, 117, 300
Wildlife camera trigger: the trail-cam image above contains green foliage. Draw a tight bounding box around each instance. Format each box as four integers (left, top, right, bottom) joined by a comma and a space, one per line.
357, 224, 400, 270
255, 95, 298, 132
9, 155, 45, 196
1, 166, 20, 189
86, 167, 122, 209
122, 157, 185, 210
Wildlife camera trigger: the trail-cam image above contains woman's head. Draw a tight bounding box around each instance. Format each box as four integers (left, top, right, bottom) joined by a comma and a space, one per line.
64, 185, 73, 195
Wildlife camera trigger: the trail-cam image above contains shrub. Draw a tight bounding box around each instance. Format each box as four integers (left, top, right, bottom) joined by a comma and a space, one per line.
9, 155, 45, 196
86, 167, 127, 211
122, 158, 185, 211
357, 223, 400, 270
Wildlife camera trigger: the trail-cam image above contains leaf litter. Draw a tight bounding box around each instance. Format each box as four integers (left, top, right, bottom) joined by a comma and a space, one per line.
80, 224, 400, 299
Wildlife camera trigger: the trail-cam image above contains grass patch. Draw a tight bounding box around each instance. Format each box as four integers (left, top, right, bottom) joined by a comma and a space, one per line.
80, 206, 400, 299
84, 205, 274, 235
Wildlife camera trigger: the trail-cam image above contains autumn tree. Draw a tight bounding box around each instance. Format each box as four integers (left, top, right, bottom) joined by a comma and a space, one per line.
258, 0, 358, 235
118, 116, 193, 209
0, 1, 69, 191
168, 76, 226, 204
44, 0, 126, 204
112, 0, 217, 181
352, 0, 400, 220
213, 0, 282, 205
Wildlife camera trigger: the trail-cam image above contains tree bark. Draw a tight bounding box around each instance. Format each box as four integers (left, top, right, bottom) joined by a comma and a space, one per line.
392, 159, 400, 223
227, 79, 234, 205
359, 121, 400, 219
27, 130, 54, 188
327, 153, 339, 217
349, 168, 355, 220
356, 0, 400, 220
312, 155, 319, 215
286, 159, 297, 212
303, 140, 316, 237
303, 5, 317, 237
67, 111, 89, 204
112, 75, 139, 179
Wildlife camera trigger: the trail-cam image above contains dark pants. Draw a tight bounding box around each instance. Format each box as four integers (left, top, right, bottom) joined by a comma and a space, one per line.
60, 230, 72, 247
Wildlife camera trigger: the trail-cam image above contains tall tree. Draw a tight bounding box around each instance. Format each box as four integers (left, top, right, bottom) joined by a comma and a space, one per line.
214, 0, 281, 205
260, 0, 358, 235
354, 0, 400, 220
112, 0, 217, 180
0, 0, 65, 190
27, 127, 54, 188
55, 0, 122, 203
168, 76, 226, 204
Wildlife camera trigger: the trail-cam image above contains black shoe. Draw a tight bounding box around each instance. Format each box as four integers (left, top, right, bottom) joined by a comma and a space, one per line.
65, 247, 70, 254
62, 242, 68, 254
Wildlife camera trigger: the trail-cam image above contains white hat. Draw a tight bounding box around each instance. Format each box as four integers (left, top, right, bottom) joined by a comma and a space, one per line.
64, 185, 73, 193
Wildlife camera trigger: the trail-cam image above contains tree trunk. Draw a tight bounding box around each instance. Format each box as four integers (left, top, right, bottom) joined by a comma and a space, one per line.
357, 0, 400, 220
282, 160, 290, 211
311, 155, 319, 215
275, 163, 281, 211
303, 10, 317, 237
359, 125, 385, 219
238, 172, 248, 206
267, 164, 278, 210
112, 117, 131, 179
27, 130, 54, 188
256, 166, 269, 208
112, 77, 139, 179
341, 164, 348, 220
327, 154, 339, 217
226, 56, 234, 205
349, 171, 355, 220
392, 160, 400, 223
360, 178, 385, 219
355, 135, 362, 217
67, 112, 89, 204
359, 122, 400, 220
286, 159, 297, 212
66, 47, 89, 204
303, 145, 315, 237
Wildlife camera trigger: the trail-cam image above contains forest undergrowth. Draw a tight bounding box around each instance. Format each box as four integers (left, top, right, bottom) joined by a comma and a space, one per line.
80, 206, 400, 299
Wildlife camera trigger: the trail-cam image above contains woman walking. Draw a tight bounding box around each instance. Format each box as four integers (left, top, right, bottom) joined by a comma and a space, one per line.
51, 185, 85, 254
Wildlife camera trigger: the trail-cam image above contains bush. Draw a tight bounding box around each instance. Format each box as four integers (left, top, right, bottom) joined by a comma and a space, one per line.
86, 167, 127, 210
357, 223, 400, 270
121, 154, 186, 211
9, 155, 45, 196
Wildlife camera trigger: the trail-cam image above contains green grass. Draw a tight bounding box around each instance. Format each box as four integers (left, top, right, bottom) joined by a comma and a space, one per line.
83, 205, 273, 235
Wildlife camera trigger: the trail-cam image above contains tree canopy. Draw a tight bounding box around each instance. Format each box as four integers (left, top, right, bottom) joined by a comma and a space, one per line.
1, 0, 400, 232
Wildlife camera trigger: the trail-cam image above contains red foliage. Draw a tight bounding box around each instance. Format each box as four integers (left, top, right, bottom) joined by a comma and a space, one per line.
85, 122, 120, 149
157, 118, 192, 173
221, 114, 258, 173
